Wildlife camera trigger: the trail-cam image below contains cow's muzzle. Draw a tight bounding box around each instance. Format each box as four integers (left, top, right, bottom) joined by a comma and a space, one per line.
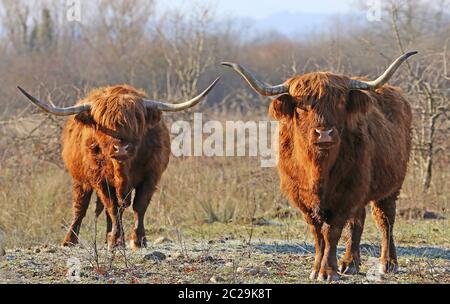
314, 129, 337, 150
112, 144, 133, 161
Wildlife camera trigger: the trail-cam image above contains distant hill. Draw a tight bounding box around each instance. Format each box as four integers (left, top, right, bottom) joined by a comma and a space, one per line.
242, 11, 367, 38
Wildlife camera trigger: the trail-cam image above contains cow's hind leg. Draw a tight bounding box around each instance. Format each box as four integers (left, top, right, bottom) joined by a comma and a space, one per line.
340, 206, 366, 275
105, 206, 112, 244
371, 192, 399, 274
62, 183, 93, 246
94, 197, 104, 218
130, 182, 156, 250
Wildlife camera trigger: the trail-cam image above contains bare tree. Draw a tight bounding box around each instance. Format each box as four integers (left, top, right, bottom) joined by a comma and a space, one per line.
81, 0, 156, 86
390, 2, 449, 193
0, 0, 31, 51
156, 4, 217, 100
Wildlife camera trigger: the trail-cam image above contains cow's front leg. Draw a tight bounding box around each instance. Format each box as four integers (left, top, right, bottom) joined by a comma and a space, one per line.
318, 223, 344, 282
308, 223, 325, 280
95, 183, 125, 251
62, 183, 93, 247
105, 205, 125, 251
130, 181, 157, 250
93, 197, 112, 244
115, 180, 132, 208
113, 162, 132, 208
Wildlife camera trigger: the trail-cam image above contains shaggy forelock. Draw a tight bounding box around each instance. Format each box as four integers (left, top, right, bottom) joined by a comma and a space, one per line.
84, 85, 148, 138
287, 72, 349, 109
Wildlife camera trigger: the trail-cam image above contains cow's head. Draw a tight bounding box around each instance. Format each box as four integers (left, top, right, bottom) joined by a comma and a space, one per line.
18, 79, 219, 162
222, 52, 416, 164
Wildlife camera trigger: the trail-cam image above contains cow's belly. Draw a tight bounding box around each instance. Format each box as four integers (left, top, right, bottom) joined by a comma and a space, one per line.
367, 144, 410, 202
368, 161, 408, 202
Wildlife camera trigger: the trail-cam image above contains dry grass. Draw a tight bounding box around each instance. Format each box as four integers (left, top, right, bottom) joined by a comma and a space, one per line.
0, 152, 448, 248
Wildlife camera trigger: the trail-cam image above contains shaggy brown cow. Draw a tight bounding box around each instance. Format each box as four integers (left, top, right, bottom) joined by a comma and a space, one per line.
222, 52, 416, 281
18, 78, 220, 250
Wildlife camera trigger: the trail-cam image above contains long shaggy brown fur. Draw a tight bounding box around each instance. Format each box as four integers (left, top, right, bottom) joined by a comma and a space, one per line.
87, 85, 148, 138
269, 72, 412, 281
61, 84, 170, 250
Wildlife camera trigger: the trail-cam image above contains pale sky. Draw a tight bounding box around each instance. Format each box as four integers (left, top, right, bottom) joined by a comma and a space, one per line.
158, 0, 356, 20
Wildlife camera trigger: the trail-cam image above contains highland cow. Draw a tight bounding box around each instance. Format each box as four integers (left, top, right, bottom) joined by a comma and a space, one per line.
18, 78, 219, 250
222, 52, 416, 281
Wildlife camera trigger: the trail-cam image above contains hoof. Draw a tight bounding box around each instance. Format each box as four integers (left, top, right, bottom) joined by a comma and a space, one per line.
379, 261, 398, 274
107, 239, 125, 252
129, 236, 147, 251
107, 243, 122, 252
317, 271, 340, 282
129, 239, 146, 251
339, 262, 359, 275
61, 236, 78, 247
61, 241, 76, 248
130, 240, 139, 251
309, 270, 319, 280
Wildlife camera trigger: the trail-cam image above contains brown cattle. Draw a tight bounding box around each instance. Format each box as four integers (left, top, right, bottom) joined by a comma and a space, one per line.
18, 78, 220, 250
222, 52, 416, 281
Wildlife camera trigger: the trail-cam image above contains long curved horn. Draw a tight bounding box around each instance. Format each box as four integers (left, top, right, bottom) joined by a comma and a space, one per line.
221, 62, 288, 96
144, 77, 221, 112
349, 51, 418, 90
17, 86, 91, 116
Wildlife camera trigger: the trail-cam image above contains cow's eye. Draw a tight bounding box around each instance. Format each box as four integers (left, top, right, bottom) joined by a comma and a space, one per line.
90, 144, 101, 154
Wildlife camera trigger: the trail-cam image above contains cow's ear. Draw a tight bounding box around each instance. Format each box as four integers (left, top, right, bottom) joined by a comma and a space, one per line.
346, 90, 373, 127
269, 94, 295, 120
74, 111, 95, 125
145, 109, 162, 128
